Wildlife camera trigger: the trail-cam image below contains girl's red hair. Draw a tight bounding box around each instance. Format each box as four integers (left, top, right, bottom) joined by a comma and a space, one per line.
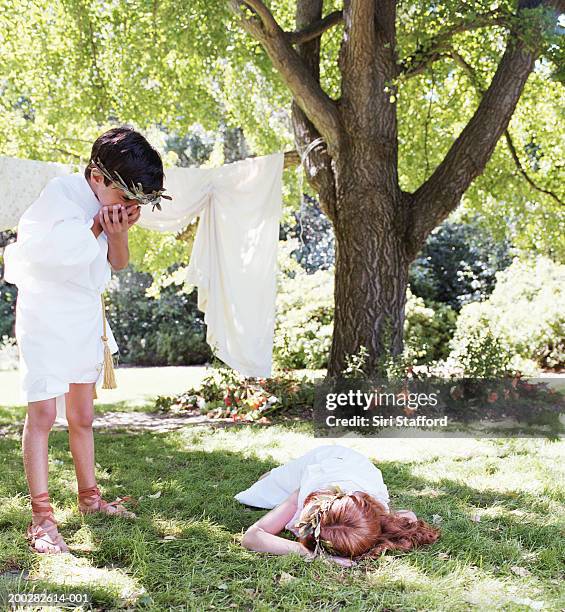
298, 490, 440, 560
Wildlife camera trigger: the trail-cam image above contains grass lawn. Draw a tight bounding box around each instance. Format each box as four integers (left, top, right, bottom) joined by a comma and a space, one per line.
0, 366, 209, 411
0, 368, 564, 610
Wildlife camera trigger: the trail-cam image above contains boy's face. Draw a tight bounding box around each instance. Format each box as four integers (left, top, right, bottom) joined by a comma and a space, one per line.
89, 168, 139, 210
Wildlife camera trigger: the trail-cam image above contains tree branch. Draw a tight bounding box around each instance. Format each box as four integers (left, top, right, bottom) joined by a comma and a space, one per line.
504, 132, 564, 205
238, 0, 279, 32
53, 147, 82, 160
406, 0, 557, 257
339, 0, 379, 105
450, 50, 563, 206
290, 0, 338, 222
287, 9, 343, 45
228, 0, 342, 151
400, 10, 511, 79
283, 149, 300, 168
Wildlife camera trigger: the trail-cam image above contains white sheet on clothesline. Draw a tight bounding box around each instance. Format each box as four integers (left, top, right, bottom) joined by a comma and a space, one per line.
0, 152, 285, 379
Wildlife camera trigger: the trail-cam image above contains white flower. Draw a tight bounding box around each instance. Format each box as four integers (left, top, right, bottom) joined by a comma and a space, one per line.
196, 397, 207, 410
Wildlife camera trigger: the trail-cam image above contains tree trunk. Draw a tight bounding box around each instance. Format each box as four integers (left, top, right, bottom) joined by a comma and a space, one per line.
228, 0, 553, 379
327, 144, 410, 378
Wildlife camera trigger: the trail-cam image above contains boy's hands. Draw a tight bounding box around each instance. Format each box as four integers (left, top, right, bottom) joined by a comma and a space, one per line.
99, 204, 141, 236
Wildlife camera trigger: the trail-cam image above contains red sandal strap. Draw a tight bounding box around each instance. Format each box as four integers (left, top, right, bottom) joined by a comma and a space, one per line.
78, 484, 133, 506
30, 492, 56, 517
30, 491, 51, 505
100, 495, 133, 509
27, 523, 64, 552
78, 484, 102, 500
28, 520, 59, 539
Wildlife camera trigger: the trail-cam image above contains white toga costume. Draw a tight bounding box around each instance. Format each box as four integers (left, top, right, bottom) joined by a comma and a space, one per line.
3, 172, 119, 419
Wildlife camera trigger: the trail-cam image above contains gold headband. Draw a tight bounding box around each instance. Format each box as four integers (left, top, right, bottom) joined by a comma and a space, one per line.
90, 157, 172, 212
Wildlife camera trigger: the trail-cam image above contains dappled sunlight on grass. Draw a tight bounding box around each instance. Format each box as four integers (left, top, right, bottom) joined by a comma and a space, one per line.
33, 553, 147, 601
1, 406, 563, 609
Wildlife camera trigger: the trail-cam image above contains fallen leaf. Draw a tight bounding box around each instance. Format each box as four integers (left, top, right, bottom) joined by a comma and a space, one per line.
510, 566, 531, 577
279, 572, 296, 584
147, 491, 162, 499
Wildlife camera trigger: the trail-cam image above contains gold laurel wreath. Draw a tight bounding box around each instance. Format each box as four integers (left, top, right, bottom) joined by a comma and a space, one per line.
90, 157, 172, 212
295, 485, 349, 558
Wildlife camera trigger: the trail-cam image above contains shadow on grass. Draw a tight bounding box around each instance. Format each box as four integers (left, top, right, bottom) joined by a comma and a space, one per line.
0, 426, 563, 610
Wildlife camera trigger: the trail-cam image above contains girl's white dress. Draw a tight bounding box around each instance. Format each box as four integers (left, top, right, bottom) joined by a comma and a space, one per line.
234, 445, 390, 535
3, 172, 119, 411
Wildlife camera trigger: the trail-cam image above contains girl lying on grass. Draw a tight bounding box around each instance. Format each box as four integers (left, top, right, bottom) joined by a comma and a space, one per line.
235, 445, 439, 566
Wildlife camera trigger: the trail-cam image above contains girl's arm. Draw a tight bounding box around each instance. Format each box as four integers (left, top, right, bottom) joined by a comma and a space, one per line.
242, 490, 356, 567
241, 490, 311, 557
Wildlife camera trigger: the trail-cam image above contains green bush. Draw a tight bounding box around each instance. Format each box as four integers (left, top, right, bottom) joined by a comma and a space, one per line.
273, 242, 334, 369
273, 240, 458, 370
408, 217, 512, 311
0, 231, 17, 339
106, 265, 212, 366
404, 289, 457, 364
0, 282, 16, 339
449, 256, 565, 372
447, 313, 513, 377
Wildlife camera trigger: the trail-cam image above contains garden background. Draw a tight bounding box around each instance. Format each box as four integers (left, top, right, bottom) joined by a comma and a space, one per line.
1, 0, 564, 610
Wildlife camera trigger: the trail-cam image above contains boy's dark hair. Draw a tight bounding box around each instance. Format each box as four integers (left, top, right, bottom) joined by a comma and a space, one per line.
85, 126, 164, 194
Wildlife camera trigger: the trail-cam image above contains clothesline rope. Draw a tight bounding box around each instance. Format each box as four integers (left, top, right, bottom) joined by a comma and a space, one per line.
300, 137, 326, 164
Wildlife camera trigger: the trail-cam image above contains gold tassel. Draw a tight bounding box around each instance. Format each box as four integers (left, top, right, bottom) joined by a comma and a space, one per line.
100, 292, 117, 390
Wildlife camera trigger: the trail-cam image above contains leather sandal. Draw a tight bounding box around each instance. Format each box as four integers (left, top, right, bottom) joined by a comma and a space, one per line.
26, 491, 69, 554
78, 484, 137, 519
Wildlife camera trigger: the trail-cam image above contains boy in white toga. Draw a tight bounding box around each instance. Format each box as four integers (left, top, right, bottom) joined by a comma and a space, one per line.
4, 126, 171, 553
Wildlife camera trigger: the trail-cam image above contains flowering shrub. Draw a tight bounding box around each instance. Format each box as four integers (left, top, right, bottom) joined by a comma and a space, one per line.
447, 316, 513, 378
154, 366, 317, 422
404, 289, 457, 364
450, 256, 565, 371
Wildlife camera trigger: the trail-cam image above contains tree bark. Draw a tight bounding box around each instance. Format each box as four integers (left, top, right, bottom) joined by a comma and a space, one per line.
328, 137, 409, 377
228, 0, 560, 379
290, 0, 338, 221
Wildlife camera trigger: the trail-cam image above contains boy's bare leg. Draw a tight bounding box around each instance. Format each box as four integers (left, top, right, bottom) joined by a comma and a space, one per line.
23, 399, 54, 495
67, 382, 135, 517
23, 398, 69, 553
66, 383, 97, 492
